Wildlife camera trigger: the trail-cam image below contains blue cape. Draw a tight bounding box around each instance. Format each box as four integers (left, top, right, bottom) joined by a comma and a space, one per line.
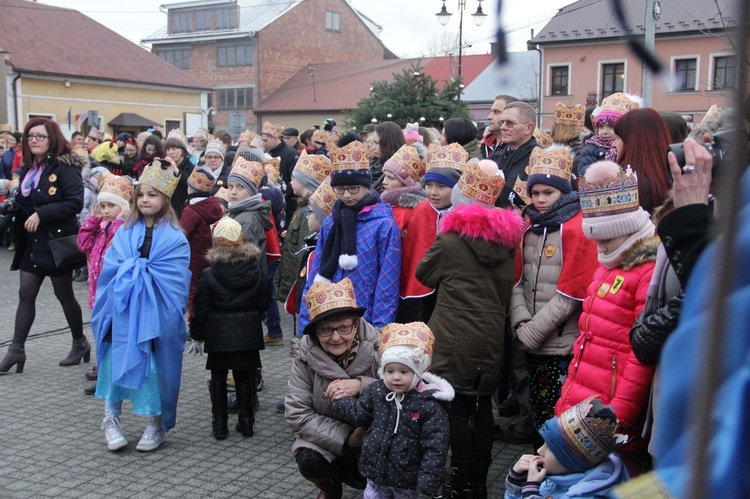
92, 220, 191, 432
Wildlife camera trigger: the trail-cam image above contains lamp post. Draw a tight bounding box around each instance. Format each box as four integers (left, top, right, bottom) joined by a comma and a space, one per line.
436, 0, 487, 78
308, 65, 317, 103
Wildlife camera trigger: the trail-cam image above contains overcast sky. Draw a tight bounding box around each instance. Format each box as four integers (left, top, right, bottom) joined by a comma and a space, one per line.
36, 0, 574, 56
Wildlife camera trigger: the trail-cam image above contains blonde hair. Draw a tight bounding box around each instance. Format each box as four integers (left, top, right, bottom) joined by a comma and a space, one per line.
126, 183, 181, 230
551, 122, 583, 144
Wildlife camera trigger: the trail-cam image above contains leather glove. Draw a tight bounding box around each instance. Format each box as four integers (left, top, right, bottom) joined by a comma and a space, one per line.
188, 339, 203, 356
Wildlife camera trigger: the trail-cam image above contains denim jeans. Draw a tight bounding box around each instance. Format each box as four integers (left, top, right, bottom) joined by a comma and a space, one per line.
266, 261, 283, 338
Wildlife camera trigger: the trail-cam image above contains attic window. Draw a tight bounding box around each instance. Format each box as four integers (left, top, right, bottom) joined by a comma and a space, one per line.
326, 11, 341, 32
169, 6, 238, 34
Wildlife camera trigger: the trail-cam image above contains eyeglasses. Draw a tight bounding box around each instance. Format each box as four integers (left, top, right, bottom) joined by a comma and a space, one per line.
27, 134, 49, 142
333, 185, 363, 195
205, 155, 223, 161
317, 321, 357, 338
499, 120, 531, 127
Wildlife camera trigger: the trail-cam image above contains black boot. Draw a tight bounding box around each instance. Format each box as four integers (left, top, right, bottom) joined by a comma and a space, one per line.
0, 343, 26, 374
209, 379, 229, 440
234, 377, 255, 437
59, 337, 91, 366
308, 476, 343, 499
473, 455, 492, 499
448, 459, 474, 499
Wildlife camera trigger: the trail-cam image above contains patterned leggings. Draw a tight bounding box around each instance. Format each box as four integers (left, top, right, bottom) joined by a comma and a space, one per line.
526, 353, 572, 430
363, 479, 418, 499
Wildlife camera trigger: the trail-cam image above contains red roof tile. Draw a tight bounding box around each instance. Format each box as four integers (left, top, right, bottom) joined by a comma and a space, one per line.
0, 0, 207, 90
421, 54, 496, 90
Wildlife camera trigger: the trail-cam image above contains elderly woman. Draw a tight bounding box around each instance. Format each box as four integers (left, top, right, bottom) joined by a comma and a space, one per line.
0, 117, 86, 374
285, 277, 380, 498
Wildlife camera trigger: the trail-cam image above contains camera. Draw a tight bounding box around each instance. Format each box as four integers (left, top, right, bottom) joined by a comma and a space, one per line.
0, 200, 18, 216
667, 129, 735, 176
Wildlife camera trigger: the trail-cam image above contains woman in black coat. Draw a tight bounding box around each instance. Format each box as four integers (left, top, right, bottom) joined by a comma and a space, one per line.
164, 136, 194, 219
0, 117, 87, 374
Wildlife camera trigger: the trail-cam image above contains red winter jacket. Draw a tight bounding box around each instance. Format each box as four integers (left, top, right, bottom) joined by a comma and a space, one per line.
556, 236, 659, 441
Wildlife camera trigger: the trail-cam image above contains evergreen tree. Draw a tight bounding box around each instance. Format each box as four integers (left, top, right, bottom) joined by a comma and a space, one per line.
344, 66, 471, 131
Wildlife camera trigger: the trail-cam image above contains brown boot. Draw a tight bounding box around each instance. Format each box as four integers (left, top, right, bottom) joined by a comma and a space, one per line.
0, 343, 26, 374
59, 337, 91, 366
309, 477, 343, 499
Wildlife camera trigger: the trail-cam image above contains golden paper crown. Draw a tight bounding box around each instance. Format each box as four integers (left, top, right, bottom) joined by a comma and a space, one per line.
262, 121, 283, 138
212, 217, 243, 247
533, 128, 554, 149
390, 145, 425, 182
205, 139, 226, 156
262, 158, 281, 184
187, 167, 217, 193
329, 140, 369, 173
457, 162, 506, 205
312, 129, 330, 145
579, 164, 639, 217
512, 177, 531, 206
325, 134, 340, 152
238, 129, 257, 145
98, 174, 132, 202
230, 157, 265, 187
214, 187, 230, 203
294, 150, 332, 183
599, 92, 639, 116
310, 181, 339, 217
139, 161, 180, 198
0, 123, 12, 133
379, 322, 435, 357
425, 143, 468, 172
167, 128, 187, 146
528, 146, 573, 183
305, 278, 361, 324
553, 102, 585, 126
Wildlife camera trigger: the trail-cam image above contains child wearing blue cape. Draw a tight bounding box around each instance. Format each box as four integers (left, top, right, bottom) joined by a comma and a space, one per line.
91, 160, 191, 452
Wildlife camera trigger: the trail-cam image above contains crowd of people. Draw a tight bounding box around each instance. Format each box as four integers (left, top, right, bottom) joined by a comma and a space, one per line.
0, 91, 746, 498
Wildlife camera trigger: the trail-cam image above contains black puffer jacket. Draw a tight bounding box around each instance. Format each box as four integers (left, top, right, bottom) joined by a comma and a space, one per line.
189, 243, 270, 352
332, 373, 454, 496
630, 292, 684, 366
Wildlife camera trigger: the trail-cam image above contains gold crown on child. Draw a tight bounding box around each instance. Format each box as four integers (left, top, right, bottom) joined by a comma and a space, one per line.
379, 322, 435, 357
391, 145, 425, 182
329, 140, 370, 172
231, 157, 265, 188
310, 181, 339, 217
579, 165, 639, 217
295, 150, 332, 183
456, 162, 506, 205
528, 146, 573, 183
425, 143, 468, 172
99, 174, 132, 202
140, 161, 180, 198
553, 102, 585, 126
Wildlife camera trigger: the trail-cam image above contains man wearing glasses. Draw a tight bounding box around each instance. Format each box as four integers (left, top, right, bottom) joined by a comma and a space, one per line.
490, 101, 538, 209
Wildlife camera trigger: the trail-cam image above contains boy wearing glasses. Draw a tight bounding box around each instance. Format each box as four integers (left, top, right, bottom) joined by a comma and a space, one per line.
298, 140, 401, 330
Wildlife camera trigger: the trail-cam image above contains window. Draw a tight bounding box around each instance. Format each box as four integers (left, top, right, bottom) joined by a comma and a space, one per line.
713, 55, 736, 90
165, 120, 182, 135
158, 49, 190, 70
674, 58, 697, 91
550, 66, 569, 96
217, 88, 254, 110
169, 6, 238, 34
326, 11, 341, 32
601, 63, 624, 98
218, 44, 253, 67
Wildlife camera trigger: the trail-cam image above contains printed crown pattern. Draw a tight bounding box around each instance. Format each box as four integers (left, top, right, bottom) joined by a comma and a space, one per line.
99, 174, 132, 202
231, 157, 265, 187
599, 92, 639, 116
310, 181, 339, 217
262, 121, 284, 138
457, 162, 506, 205
529, 146, 573, 182
330, 140, 370, 174
306, 278, 359, 322
188, 167, 216, 193
512, 177, 531, 206
312, 129, 331, 145
390, 145, 425, 182
214, 187, 230, 202
558, 396, 620, 467
425, 143, 468, 172
295, 150, 332, 182
379, 322, 435, 357
263, 158, 281, 184
533, 128, 553, 149
205, 139, 226, 156
0, 123, 12, 133
579, 165, 639, 217
140, 161, 180, 198
167, 128, 187, 146
238, 129, 257, 145
212, 217, 243, 247
553, 102, 586, 126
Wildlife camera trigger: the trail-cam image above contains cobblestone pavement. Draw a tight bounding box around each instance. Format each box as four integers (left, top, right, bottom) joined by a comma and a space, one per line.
0, 249, 528, 498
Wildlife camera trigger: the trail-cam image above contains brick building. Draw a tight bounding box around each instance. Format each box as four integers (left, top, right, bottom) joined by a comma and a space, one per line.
144, 0, 395, 137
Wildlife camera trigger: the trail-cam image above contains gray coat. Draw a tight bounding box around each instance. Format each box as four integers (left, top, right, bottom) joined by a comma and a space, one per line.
285, 318, 380, 462
228, 197, 272, 266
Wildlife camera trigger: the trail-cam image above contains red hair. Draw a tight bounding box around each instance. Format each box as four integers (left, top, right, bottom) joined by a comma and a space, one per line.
614, 108, 671, 214
22, 117, 71, 168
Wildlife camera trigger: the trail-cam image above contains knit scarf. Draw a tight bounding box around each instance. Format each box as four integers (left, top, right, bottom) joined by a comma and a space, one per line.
598, 222, 656, 269
331, 335, 360, 370
585, 135, 618, 162
228, 193, 263, 213
317, 191, 379, 281
526, 191, 581, 234
380, 184, 423, 207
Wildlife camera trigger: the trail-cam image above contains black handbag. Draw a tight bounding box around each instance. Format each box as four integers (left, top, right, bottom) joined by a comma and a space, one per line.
47, 232, 86, 269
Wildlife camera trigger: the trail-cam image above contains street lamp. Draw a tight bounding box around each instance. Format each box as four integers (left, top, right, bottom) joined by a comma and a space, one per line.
436, 0, 487, 77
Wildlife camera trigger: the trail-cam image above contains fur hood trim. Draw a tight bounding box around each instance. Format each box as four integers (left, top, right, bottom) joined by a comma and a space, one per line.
621, 236, 660, 271
439, 203, 525, 248
205, 242, 260, 265
51, 153, 87, 170
419, 372, 455, 401
398, 190, 427, 209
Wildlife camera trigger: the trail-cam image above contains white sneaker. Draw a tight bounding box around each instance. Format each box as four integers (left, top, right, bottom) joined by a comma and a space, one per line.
136, 416, 166, 452
101, 415, 127, 451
